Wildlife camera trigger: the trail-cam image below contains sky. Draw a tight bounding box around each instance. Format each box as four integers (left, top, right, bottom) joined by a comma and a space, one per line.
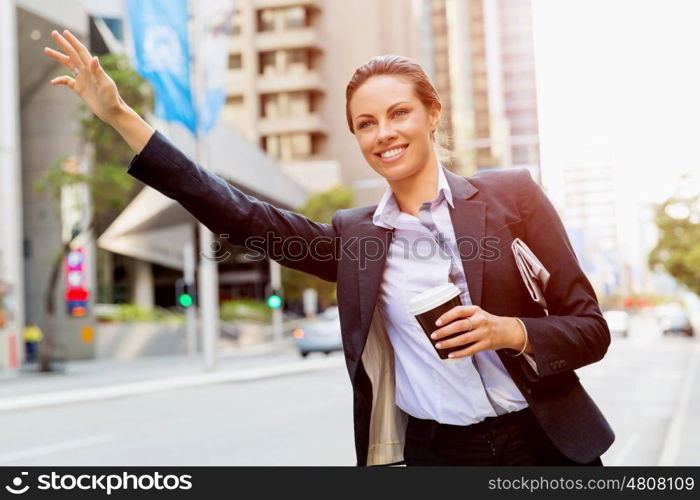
531, 0, 700, 206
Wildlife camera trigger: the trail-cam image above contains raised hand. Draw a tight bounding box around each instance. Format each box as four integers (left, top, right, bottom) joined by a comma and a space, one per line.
43, 29, 154, 154
44, 29, 123, 123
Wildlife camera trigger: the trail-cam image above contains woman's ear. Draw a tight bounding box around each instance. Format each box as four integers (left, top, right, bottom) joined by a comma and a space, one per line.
429, 101, 442, 132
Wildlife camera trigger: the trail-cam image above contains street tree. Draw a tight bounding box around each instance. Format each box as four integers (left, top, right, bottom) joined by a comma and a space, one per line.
648, 187, 700, 297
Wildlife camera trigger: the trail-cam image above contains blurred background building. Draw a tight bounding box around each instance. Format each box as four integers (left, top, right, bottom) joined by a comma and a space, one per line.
425, 0, 541, 180
221, 0, 421, 207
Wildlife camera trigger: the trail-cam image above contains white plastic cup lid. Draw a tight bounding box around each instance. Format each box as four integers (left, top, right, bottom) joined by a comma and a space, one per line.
408, 283, 461, 316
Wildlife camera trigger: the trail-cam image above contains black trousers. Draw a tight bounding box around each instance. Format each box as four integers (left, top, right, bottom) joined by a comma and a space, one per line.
403, 407, 603, 466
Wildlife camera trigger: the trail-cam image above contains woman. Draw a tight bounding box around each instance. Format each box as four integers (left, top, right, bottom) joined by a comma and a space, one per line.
44, 30, 614, 466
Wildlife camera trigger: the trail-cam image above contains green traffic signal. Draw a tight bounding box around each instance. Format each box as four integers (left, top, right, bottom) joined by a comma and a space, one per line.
267, 294, 282, 309
178, 293, 193, 308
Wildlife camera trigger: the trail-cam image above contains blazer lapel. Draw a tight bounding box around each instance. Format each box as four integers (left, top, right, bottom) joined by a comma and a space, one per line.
444, 169, 485, 307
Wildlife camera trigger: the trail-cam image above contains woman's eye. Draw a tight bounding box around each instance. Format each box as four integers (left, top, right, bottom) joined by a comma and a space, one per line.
393, 109, 408, 118
359, 120, 373, 129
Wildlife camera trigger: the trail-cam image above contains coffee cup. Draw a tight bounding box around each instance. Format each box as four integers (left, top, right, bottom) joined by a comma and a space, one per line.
408, 283, 474, 364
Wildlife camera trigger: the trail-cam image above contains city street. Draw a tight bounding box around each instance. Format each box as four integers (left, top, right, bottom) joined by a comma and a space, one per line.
0, 312, 698, 466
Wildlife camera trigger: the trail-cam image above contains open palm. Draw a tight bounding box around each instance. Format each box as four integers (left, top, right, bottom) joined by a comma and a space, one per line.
44, 29, 124, 123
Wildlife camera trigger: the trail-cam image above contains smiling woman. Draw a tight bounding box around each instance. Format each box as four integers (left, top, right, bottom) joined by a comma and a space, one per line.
345, 56, 444, 216
43, 32, 613, 467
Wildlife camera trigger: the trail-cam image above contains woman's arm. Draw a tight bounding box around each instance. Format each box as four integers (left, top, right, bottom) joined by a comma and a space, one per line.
129, 131, 339, 281
45, 29, 339, 282
515, 169, 611, 380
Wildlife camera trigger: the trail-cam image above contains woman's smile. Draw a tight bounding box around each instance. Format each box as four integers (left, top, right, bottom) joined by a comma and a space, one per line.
375, 144, 409, 163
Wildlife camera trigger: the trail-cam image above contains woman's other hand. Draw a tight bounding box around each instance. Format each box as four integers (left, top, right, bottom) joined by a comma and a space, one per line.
44, 30, 123, 124
430, 305, 530, 359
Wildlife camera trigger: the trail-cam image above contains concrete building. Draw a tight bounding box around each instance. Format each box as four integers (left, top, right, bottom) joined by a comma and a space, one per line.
222, 0, 422, 207
424, 0, 541, 179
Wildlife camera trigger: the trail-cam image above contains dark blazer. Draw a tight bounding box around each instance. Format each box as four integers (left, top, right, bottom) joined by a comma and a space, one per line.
128, 131, 615, 466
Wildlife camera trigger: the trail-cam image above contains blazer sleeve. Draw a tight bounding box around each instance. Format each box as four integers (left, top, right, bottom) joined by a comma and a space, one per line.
514, 169, 610, 380
127, 130, 339, 282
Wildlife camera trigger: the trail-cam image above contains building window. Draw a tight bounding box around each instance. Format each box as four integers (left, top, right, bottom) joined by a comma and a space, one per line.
228, 53, 242, 70
260, 94, 278, 118
226, 95, 244, 106
286, 48, 309, 73
262, 133, 313, 161
257, 9, 275, 32
259, 51, 277, 75
283, 6, 307, 29
288, 91, 310, 115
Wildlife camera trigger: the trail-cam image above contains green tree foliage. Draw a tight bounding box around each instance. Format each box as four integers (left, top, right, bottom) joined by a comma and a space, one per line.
281, 185, 354, 310
648, 193, 700, 295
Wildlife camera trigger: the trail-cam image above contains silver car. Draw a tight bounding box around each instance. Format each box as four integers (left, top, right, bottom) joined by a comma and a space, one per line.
293, 306, 343, 357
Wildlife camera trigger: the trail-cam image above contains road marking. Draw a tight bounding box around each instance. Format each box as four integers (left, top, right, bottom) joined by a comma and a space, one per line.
608, 433, 639, 465
658, 343, 700, 465
0, 434, 116, 464
0, 356, 345, 413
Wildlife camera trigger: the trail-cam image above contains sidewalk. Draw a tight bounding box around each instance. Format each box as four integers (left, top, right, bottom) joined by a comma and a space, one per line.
0, 339, 345, 413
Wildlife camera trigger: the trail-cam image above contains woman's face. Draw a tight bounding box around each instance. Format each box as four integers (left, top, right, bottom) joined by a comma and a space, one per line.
349, 75, 440, 183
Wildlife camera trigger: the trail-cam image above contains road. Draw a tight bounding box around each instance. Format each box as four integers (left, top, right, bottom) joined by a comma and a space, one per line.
0, 312, 697, 466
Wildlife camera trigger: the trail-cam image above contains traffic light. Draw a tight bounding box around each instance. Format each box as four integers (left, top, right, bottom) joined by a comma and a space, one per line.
265, 284, 283, 310
175, 278, 196, 310
266, 292, 282, 309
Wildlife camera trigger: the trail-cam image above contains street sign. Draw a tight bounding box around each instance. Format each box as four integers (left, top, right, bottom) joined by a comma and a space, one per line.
64, 248, 89, 317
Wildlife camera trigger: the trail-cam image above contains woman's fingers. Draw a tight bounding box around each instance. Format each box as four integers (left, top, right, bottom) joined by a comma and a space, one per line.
43, 47, 72, 69
50, 30, 82, 70
90, 56, 106, 80
62, 29, 93, 67
431, 317, 474, 341
446, 338, 488, 359
50, 75, 76, 90
435, 330, 476, 350
434, 305, 479, 327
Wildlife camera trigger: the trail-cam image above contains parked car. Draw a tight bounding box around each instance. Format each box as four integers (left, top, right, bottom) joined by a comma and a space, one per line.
293, 306, 343, 358
659, 309, 695, 337
603, 310, 630, 337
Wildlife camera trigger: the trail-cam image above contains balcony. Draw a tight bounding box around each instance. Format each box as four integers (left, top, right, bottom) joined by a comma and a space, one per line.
254, 0, 321, 10
255, 26, 324, 52
257, 70, 325, 93
258, 113, 327, 136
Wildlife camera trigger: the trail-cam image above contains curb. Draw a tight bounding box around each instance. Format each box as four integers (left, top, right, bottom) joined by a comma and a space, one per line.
0, 355, 345, 414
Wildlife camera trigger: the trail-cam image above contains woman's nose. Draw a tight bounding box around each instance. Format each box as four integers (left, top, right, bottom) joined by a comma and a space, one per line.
377, 121, 398, 143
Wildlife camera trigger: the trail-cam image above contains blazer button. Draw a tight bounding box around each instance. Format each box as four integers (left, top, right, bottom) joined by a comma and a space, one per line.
522, 385, 532, 395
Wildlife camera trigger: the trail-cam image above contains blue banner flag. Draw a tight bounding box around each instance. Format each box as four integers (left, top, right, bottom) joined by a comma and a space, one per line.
126, 0, 196, 133
194, 0, 238, 132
